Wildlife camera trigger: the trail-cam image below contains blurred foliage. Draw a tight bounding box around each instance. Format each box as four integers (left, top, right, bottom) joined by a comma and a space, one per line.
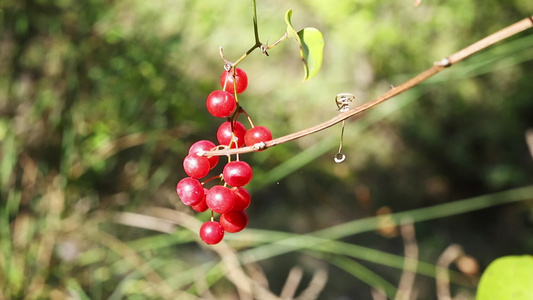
1, 0, 532, 299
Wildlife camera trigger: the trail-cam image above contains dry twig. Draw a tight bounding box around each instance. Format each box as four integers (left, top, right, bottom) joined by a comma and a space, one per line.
371, 289, 387, 300
525, 129, 533, 159
294, 268, 328, 300
395, 220, 419, 300
114, 208, 328, 300
436, 244, 464, 300
280, 267, 304, 299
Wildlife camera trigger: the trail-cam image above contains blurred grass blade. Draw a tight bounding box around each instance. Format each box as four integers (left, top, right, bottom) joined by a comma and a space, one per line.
239, 185, 533, 269
236, 230, 465, 283
0, 129, 16, 189
316, 185, 533, 240
127, 230, 196, 252
66, 279, 92, 300
321, 253, 397, 298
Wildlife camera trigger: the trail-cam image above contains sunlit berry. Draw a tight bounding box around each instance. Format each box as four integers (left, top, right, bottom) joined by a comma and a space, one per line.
220, 68, 248, 94
206, 90, 236, 118
199, 221, 224, 244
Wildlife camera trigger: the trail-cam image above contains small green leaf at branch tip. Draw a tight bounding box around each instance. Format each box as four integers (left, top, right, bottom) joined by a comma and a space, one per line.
476, 255, 533, 300
285, 9, 325, 81
284, 10, 299, 41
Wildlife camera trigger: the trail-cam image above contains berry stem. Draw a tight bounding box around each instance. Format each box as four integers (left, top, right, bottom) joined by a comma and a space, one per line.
239, 107, 255, 128
203, 15, 533, 157
228, 134, 240, 152
233, 84, 240, 105
201, 174, 223, 185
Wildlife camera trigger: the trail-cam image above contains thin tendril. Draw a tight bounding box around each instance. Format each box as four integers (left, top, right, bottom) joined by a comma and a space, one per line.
338, 121, 345, 154
334, 121, 346, 163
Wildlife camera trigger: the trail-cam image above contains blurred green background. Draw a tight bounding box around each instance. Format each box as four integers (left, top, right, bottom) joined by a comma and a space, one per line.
1, 0, 533, 299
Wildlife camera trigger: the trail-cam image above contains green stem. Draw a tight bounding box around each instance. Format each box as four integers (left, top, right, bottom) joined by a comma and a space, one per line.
232, 44, 258, 67
266, 32, 289, 50
252, 0, 260, 44
223, 0, 287, 68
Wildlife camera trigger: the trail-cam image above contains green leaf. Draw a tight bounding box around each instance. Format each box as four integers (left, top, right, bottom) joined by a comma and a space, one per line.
284, 9, 299, 41
284, 10, 325, 81
476, 255, 533, 300
298, 28, 324, 80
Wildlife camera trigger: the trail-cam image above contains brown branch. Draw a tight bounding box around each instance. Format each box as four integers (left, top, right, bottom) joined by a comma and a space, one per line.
203, 16, 533, 157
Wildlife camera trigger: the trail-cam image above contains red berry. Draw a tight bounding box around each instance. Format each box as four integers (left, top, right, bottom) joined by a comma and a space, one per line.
191, 199, 208, 212
206, 185, 235, 214
199, 221, 225, 244
183, 154, 210, 179
244, 126, 272, 147
223, 161, 253, 187
191, 188, 209, 212
220, 68, 248, 94
206, 90, 236, 118
220, 210, 248, 233
217, 121, 246, 148
176, 177, 204, 206
188, 140, 219, 169
232, 187, 251, 211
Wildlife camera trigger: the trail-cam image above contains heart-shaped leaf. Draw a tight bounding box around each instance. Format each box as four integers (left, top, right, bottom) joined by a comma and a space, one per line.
476, 255, 533, 300
285, 10, 324, 81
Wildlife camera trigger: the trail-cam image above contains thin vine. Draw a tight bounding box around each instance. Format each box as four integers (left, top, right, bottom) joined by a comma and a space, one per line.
203, 15, 533, 157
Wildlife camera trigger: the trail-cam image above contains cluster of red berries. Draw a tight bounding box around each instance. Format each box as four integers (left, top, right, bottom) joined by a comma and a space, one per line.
176, 67, 272, 245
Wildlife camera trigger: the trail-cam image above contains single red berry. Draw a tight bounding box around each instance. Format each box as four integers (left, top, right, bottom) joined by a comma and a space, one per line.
199, 221, 225, 244
176, 177, 204, 206
206, 90, 236, 118
244, 126, 272, 147
220, 68, 248, 94
183, 154, 210, 179
231, 187, 251, 211
188, 140, 219, 169
220, 210, 248, 233
223, 161, 253, 187
191, 188, 209, 212
217, 121, 246, 148
206, 185, 235, 214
